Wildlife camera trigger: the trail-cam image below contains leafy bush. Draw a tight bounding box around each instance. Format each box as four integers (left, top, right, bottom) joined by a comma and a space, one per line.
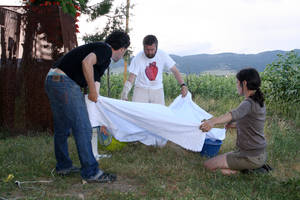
186, 74, 237, 99
99, 73, 237, 100
163, 73, 237, 100
262, 51, 300, 120
100, 73, 124, 98
262, 51, 300, 104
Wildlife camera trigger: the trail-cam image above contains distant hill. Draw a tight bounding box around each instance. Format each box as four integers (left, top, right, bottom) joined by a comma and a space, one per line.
110, 49, 300, 74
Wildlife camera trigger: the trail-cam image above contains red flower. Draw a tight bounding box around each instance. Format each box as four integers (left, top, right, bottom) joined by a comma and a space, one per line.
75, 12, 81, 17
74, 5, 81, 10
75, 28, 80, 33
44, 1, 52, 6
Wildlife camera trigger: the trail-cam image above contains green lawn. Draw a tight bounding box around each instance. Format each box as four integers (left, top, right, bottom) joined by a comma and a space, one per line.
1, 97, 299, 200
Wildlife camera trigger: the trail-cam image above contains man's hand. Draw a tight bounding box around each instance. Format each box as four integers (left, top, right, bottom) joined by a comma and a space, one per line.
224, 122, 236, 129
120, 89, 128, 101
88, 90, 98, 102
181, 85, 188, 97
120, 80, 132, 101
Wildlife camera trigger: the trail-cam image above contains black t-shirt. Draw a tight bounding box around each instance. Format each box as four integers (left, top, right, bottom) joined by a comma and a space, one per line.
53, 42, 112, 87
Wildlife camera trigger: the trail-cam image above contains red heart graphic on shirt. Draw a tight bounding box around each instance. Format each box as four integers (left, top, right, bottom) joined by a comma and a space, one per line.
145, 62, 158, 81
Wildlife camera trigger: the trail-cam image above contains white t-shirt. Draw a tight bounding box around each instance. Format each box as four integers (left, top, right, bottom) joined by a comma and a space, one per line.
129, 49, 176, 89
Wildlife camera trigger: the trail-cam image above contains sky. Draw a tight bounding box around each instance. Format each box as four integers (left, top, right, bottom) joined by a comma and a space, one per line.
2, 0, 300, 56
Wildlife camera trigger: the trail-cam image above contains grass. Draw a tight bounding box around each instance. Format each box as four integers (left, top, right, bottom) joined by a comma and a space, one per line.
1, 96, 300, 199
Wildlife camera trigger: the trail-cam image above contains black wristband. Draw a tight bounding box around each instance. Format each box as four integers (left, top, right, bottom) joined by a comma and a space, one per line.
180, 83, 186, 87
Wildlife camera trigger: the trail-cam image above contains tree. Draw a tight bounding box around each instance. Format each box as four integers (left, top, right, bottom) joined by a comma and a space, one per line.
82, 5, 125, 43
123, 0, 130, 84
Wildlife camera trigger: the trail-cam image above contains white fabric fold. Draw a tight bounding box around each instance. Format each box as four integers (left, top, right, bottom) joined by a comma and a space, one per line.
86, 92, 226, 152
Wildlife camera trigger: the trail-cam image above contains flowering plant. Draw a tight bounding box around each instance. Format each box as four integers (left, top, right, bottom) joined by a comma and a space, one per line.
22, 0, 82, 32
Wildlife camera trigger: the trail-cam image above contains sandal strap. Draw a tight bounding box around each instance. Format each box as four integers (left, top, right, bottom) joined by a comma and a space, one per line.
99, 173, 116, 182
85, 171, 116, 183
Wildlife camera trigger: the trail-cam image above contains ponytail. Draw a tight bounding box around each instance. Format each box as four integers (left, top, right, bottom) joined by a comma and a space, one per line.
249, 88, 265, 107
237, 68, 265, 107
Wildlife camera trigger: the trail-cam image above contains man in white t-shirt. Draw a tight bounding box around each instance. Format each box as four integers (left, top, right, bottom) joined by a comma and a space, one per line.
120, 35, 188, 105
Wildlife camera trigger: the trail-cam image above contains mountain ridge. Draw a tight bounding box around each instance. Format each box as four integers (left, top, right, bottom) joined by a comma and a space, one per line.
110, 49, 300, 74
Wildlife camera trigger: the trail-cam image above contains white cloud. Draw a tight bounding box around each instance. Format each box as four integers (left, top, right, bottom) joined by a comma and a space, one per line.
2, 0, 300, 55
128, 0, 300, 55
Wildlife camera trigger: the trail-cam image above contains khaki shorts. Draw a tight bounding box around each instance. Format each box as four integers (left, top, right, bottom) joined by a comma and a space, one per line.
226, 150, 267, 170
132, 87, 165, 105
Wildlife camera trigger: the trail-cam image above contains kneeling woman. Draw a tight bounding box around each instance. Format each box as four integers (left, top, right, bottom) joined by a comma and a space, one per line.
200, 68, 267, 175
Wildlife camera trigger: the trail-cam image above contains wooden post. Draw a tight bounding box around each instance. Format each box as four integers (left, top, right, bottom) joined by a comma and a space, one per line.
123, 0, 130, 83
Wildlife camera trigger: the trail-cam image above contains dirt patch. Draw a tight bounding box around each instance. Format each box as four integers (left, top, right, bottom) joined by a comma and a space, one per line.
101, 177, 137, 193
2, 176, 137, 199
66, 175, 137, 194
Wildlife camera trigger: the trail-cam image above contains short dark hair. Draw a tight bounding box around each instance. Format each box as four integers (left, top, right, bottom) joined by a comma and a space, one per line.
143, 35, 158, 47
105, 30, 130, 50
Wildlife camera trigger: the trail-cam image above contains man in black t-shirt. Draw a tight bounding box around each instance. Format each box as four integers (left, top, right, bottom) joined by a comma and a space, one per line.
45, 31, 130, 183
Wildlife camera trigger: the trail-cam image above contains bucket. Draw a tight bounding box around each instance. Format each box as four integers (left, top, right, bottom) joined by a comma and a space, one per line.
97, 126, 112, 146
200, 138, 222, 158
97, 126, 127, 151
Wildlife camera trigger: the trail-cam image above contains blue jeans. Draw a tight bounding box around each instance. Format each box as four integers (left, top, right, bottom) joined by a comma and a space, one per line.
45, 73, 100, 179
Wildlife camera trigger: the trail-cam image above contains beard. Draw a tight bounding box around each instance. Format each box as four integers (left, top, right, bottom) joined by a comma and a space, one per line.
146, 54, 155, 59
145, 50, 157, 59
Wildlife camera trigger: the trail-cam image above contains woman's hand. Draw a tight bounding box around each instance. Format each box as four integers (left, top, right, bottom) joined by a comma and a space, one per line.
199, 113, 232, 132
199, 120, 214, 132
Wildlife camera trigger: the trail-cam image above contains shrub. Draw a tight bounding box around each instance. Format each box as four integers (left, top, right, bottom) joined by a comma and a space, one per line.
262, 51, 300, 120
262, 51, 300, 104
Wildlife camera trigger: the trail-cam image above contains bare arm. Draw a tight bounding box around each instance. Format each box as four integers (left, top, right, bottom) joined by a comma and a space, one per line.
82, 52, 98, 102
200, 112, 233, 132
170, 66, 188, 97
95, 81, 100, 95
